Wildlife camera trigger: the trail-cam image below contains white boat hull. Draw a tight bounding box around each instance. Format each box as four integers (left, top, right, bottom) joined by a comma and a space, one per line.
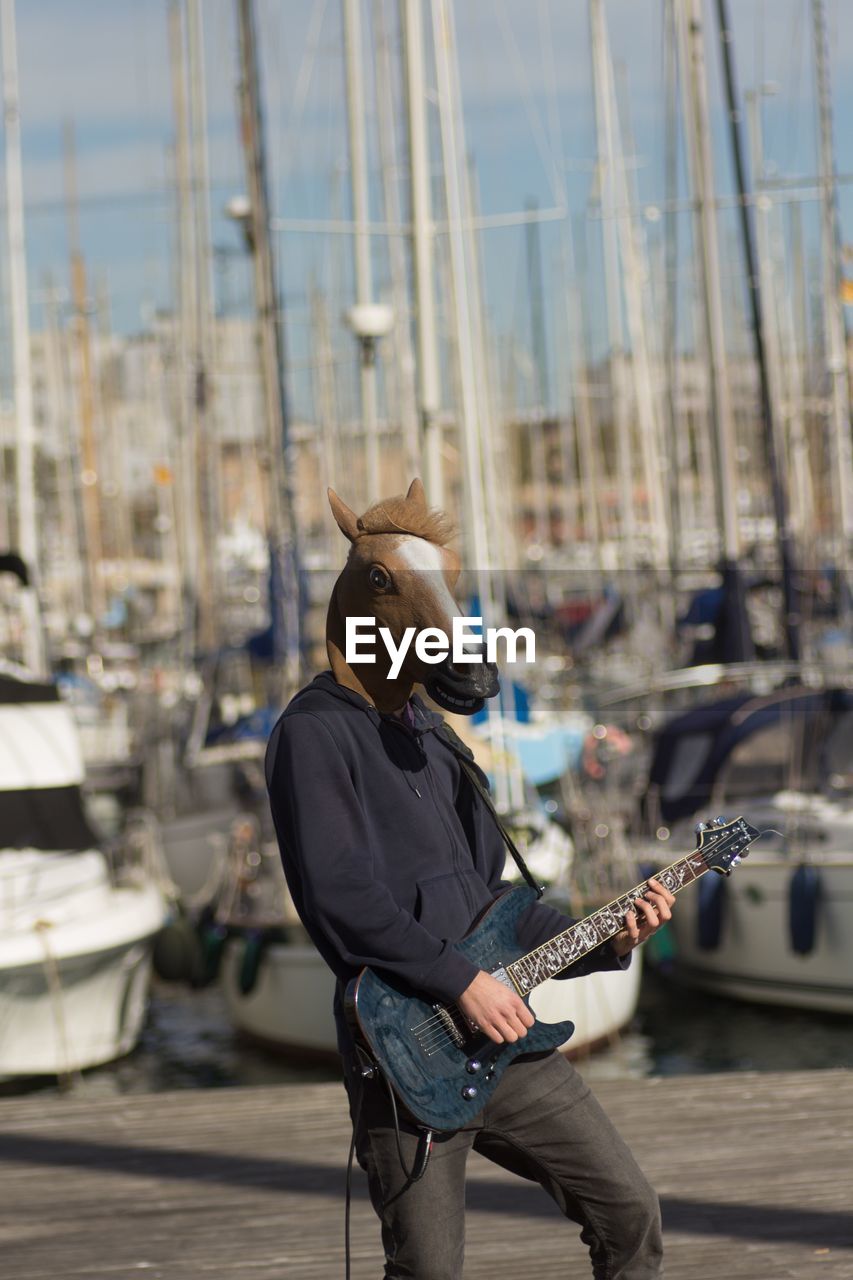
531, 951, 643, 1054
220, 936, 642, 1059
658, 788, 853, 1013
0, 673, 169, 1076
667, 854, 853, 1013
0, 852, 167, 1076
0, 936, 155, 1076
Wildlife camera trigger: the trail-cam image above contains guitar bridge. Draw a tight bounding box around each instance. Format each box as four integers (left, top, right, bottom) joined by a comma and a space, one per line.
435, 1005, 465, 1047
412, 1003, 467, 1057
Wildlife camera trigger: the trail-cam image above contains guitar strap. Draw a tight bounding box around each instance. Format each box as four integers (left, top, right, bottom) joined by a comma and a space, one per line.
434, 720, 544, 900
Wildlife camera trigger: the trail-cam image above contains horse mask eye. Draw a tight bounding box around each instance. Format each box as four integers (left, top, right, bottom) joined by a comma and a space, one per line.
369, 565, 390, 591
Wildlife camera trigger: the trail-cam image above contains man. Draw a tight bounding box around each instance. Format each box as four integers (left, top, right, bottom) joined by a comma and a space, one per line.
266, 483, 674, 1279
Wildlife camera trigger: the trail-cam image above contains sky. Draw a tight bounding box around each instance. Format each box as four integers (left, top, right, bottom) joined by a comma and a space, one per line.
2, 0, 852, 420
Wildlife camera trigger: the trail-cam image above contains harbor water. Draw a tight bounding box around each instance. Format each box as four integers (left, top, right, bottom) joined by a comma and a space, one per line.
6, 963, 852, 1100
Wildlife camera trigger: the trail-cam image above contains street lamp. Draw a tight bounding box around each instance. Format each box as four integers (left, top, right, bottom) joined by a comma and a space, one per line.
344, 302, 394, 501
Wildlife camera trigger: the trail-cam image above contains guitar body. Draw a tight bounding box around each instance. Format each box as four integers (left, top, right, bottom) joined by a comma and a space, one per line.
345, 816, 759, 1132
345, 886, 575, 1131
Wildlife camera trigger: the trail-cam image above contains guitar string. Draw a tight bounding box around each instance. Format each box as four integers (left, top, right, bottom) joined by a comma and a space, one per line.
412, 898, 660, 1033
418, 1033, 460, 1054
416, 1026, 457, 1046
415, 1025, 465, 1050
409, 845, 741, 1037
412, 896, 653, 1030
411, 1004, 463, 1032
410, 838, 757, 1057
414, 1018, 467, 1045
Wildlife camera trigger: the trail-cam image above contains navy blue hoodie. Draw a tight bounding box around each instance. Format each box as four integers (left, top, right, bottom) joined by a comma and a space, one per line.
265, 671, 627, 1048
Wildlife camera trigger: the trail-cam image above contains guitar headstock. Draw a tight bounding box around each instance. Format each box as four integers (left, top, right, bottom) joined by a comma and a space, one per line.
694, 815, 760, 875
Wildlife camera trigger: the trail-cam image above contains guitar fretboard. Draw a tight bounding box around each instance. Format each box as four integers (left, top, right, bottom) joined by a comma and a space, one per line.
507, 851, 708, 996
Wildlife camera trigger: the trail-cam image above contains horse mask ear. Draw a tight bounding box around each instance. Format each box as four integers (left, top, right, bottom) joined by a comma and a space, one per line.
406, 477, 428, 511
328, 488, 361, 543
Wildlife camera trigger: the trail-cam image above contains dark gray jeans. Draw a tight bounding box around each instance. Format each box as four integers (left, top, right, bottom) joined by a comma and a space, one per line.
344, 1049, 663, 1279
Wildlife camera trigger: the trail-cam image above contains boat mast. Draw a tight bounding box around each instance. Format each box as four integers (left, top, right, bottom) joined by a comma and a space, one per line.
236, 0, 303, 687
678, 0, 752, 658
342, 0, 382, 504
431, 0, 518, 810
662, 0, 682, 573
568, 216, 606, 558
185, 0, 219, 653
715, 0, 799, 660
64, 120, 106, 642
373, 0, 420, 485
780, 201, 815, 553
811, 0, 853, 603
95, 277, 134, 605
401, 0, 444, 506
1, 0, 45, 672
589, 0, 636, 561
43, 274, 87, 630
167, 0, 202, 669
525, 199, 552, 552
430, 0, 489, 576
591, 0, 669, 573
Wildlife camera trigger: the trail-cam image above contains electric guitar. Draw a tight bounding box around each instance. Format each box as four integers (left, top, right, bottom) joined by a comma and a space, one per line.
345, 815, 759, 1131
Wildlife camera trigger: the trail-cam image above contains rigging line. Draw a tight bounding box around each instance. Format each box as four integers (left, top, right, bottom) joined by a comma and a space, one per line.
538, 0, 566, 186
271, 0, 328, 198
494, 0, 567, 208
783, 1, 807, 177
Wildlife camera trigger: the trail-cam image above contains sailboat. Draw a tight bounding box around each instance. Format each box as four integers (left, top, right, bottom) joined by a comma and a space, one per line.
0, 566, 169, 1077
212, 0, 643, 1064
632, 0, 853, 1015
0, 0, 169, 1078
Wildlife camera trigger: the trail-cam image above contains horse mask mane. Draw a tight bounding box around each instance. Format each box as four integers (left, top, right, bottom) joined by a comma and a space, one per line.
325, 478, 500, 716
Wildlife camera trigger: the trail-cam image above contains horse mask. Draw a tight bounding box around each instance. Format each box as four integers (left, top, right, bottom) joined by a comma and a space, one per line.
326, 478, 500, 716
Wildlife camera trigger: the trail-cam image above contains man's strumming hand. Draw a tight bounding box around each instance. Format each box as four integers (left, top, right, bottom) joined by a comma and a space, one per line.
457, 970, 535, 1045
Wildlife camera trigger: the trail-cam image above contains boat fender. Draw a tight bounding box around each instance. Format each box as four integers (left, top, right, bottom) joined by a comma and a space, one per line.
239, 928, 280, 996
152, 912, 205, 984
196, 920, 229, 988
788, 864, 821, 956
696, 872, 726, 951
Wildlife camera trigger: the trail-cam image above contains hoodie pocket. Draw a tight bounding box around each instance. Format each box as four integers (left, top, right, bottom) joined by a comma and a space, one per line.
415, 869, 493, 941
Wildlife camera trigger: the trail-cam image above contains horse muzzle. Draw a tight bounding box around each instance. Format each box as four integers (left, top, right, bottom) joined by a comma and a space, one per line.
424, 656, 500, 716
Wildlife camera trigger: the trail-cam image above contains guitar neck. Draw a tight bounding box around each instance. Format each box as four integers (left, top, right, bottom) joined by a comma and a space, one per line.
507, 850, 710, 996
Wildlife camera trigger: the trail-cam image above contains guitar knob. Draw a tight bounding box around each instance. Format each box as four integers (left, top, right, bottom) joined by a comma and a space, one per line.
461, 1085, 478, 1100
465, 1059, 482, 1074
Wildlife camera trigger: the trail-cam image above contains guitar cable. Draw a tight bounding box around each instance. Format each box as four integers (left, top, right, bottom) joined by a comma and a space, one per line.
344, 1044, 435, 1279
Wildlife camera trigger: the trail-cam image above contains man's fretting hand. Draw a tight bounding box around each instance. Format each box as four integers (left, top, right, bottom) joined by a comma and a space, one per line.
457, 970, 534, 1045
611, 876, 676, 958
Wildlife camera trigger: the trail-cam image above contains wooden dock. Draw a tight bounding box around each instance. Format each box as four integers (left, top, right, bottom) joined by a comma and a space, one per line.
1, 1069, 852, 1278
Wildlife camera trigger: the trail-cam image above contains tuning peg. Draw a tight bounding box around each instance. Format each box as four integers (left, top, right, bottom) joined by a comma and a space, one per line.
695, 821, 708, 834
731, 855, 741, 867
714, 816, 727, 826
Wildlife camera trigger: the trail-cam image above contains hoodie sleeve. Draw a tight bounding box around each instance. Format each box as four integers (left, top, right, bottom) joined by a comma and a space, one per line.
267, 710, 480, 1003
461, 755, 631, 980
